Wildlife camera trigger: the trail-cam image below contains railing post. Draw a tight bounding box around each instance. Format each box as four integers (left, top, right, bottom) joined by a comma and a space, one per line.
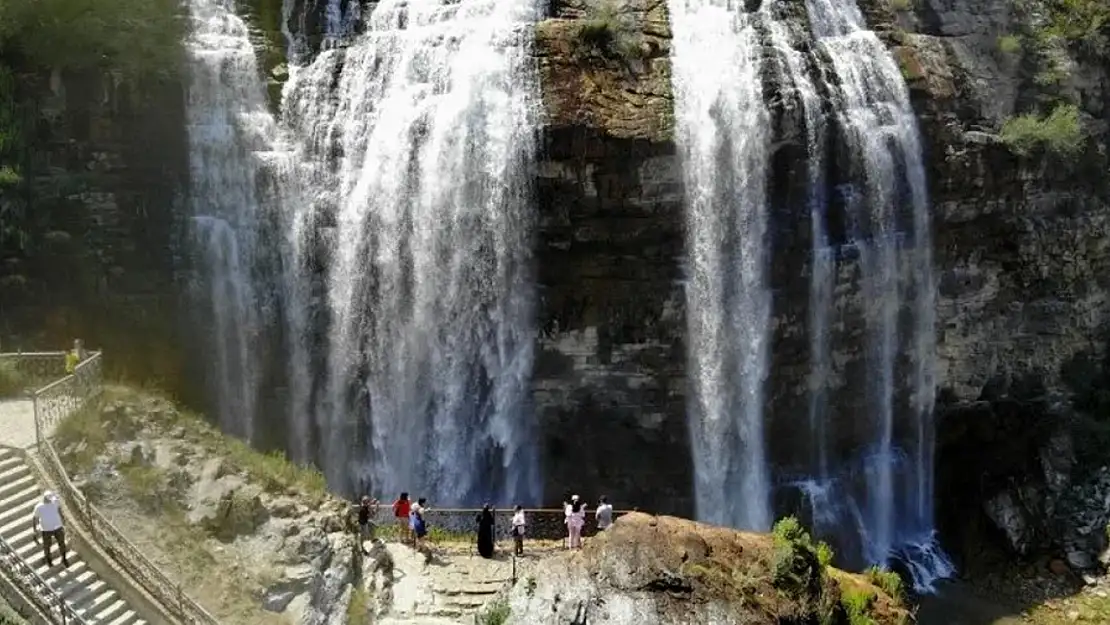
32, 393, 41, 449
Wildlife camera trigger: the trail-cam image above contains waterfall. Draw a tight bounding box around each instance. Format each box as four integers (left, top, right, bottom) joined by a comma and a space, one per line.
670, 0, 951, 590
671, 0, 774, 530
280, 0, 542, 504
184, 0, 296, 443
802, 0, 953, 590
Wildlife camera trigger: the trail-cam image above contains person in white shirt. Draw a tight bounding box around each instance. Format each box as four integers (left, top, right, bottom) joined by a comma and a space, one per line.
31, 491, 68, 567
565, 495, 586, 549
596, 495, 614, 531
511, 505, 526, 556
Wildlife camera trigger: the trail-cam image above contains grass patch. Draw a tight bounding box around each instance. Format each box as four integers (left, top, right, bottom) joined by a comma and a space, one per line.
54, 402, 113, 473
118, 464, 185, 514
575, 0, 644, 60
889, 0, 913, 11
842, 586, 879, 625
0, 359, 25, 398
997, 34, 1023, 54
0, 596, 26, 625
374, 522, 475, 544
55, 385, 327, 498
1000, 103, 1084, 158
347, 586, 372, 625
1025, 591, 1110, 624
864, 566, 905, 602
476, 598, 510, 625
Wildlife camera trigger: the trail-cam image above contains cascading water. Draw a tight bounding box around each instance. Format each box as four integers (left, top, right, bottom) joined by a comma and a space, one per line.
671, 0, 952, 590
184, 0, 296, 443
801, 0, 954, 590
671, 0, 774, 530
280, 0, 542, 504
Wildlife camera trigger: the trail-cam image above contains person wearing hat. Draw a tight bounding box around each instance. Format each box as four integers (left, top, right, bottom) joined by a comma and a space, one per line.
31, 491, 68, 567
564, 494, 586, 549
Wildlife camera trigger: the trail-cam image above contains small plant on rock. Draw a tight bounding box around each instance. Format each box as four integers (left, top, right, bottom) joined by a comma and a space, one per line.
997, 34, 1023, 54
864, 565, 905, 602
770, 516, 822, 596
816, 541, 835, 568
576, 0, 644, 60
477, 597, 511, 625
1000, 103, 1084, 158
346, 586, 372, 625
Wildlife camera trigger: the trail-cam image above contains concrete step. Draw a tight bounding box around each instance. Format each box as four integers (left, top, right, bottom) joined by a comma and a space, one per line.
0, 477, 35, 510
0, 451, 149, 625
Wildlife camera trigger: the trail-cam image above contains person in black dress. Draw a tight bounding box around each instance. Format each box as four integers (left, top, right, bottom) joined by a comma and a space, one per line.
476, 503, 496, 558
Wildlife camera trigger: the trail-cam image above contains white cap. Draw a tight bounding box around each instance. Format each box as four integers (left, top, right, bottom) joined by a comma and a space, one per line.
571, 494, 579, 502
42, 490, 56, 502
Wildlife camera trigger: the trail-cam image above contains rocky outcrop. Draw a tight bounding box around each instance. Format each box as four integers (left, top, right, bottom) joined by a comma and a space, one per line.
504, 512, 907, 625
57, 390, 357, 625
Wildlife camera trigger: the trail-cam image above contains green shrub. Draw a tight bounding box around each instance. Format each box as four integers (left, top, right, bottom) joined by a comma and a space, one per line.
889, 0, 913, 11
816, 541, 835, 568
841, 587, 878, 625
477, 598, 510, 625
0, 359, 25, 398
864, 565, 905, 601
1042, 0, 1110, 52
770, 516, 822, 595
576, 0, 644, 60
1000, 103, 1084, 158
997, 34, 1023, 54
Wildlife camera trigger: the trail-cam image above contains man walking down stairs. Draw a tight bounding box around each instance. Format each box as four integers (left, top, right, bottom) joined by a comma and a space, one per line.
0, 447, 149, 624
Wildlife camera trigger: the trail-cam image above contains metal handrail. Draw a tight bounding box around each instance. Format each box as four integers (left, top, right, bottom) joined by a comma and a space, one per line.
0, 531, 89, 625
12, 350, 220, 625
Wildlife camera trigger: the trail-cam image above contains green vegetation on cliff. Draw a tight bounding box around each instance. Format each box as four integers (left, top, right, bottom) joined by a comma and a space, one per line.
575, 0, 645, 60
1000, 103, 1084, 158
0, 0, 184, 77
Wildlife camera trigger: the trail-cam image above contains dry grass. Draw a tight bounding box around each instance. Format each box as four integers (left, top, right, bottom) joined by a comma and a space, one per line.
57, 384, 327, 498
1024, 592, 1110, 624
52, 385, 320, 625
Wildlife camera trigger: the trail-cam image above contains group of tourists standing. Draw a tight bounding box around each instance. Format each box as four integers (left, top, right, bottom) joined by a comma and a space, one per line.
351, 491, 617, 559
563, 494, 613, 549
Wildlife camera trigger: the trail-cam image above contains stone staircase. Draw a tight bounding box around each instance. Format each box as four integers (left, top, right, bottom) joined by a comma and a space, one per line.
375, 542, 512, 624
0, 446, 148, 625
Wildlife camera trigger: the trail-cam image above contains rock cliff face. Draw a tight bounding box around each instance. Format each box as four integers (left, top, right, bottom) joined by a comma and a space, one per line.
532, 0, 1110, 555
0, 68, 188, 385
882, 0, 1110, 569
531, 0, 692, 512
8, 0, 1110, 572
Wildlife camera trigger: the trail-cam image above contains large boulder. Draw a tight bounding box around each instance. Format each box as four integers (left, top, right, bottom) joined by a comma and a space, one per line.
505, 512, 903, 625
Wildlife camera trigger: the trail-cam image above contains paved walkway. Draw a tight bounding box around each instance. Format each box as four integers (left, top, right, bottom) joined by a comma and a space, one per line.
0, 399, 38, 450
